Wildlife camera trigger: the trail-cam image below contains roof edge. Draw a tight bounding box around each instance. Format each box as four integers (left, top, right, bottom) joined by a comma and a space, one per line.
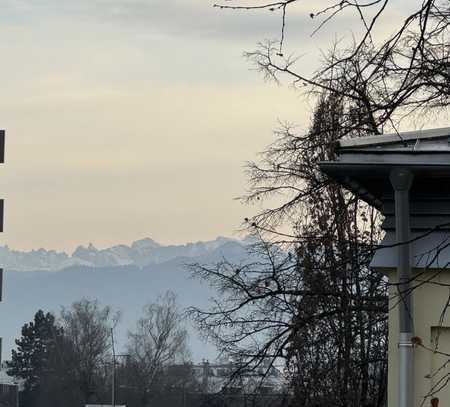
339, 127, 450, 148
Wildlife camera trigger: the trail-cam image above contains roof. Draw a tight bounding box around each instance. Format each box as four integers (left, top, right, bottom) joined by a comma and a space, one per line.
318, 128, 450, 272
339, 126, 450, 150
318, 127, 450, 210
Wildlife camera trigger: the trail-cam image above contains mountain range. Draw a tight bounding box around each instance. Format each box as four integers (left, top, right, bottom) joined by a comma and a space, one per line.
0, 236, 250, 272
0, 236, 252, 363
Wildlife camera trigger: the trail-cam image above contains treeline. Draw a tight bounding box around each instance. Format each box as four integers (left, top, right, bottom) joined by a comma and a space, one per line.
6, 292, 195, 407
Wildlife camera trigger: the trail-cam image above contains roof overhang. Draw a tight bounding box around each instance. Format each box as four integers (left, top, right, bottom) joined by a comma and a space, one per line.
319, 128, 450, 210
339, 126, 450, 148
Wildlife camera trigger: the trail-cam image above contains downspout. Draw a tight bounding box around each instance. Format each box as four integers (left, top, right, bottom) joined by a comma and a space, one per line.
390, 168, 414, 407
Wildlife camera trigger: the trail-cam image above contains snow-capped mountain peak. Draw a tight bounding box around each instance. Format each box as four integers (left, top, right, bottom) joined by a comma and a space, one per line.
131, 237, 161, 250
0, 236, 246, 272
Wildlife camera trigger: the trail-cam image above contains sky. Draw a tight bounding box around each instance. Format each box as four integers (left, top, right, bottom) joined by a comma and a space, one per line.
0, 0, 431, 252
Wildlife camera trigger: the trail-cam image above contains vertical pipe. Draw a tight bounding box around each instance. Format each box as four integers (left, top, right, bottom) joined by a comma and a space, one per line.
390, 168, 414, 407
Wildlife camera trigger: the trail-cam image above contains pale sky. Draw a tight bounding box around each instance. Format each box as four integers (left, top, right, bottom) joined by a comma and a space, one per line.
0, 0, 433, 252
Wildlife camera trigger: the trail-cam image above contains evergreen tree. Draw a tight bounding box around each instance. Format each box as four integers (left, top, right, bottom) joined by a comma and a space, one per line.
6, 310, 63, 407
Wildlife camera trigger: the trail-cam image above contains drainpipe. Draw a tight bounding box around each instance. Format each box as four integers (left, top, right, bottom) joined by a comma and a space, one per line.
390, 168, 414, 407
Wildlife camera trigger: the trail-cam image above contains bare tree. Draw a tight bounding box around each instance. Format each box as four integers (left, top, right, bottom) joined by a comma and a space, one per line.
187, 0, 450, 406
125, 291, 189, 406
60, 298, 119, 405
190, 93, 388, 406
186, 2, 450, 404
215, 1, 450, 134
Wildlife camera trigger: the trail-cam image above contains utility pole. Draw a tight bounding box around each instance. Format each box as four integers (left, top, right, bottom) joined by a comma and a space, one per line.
111, 328, 116, 407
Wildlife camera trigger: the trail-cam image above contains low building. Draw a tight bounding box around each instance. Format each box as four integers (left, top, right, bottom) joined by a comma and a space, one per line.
191, 360, 285, 394
0, 363, 18, 407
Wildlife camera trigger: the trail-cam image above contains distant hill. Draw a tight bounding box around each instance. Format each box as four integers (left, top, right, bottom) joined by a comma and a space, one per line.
0, 237, 252, 362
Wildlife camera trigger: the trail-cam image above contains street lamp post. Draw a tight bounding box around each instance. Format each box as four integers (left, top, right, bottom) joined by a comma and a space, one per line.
111, 329, 130, 407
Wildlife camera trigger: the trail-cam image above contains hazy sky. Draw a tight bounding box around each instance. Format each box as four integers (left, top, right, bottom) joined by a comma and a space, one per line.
0, 0, 430, 252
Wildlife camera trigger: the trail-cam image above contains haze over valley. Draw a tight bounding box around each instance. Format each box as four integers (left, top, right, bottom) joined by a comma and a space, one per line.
0, 236, 251, 362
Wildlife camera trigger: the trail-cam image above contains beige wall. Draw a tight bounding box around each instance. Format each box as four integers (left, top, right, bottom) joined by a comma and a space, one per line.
384, 268, 450, 407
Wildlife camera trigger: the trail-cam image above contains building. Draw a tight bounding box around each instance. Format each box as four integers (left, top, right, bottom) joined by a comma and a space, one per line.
0, 362, 18, 407
191, 360, 285, 395
320, 127, 450, 407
